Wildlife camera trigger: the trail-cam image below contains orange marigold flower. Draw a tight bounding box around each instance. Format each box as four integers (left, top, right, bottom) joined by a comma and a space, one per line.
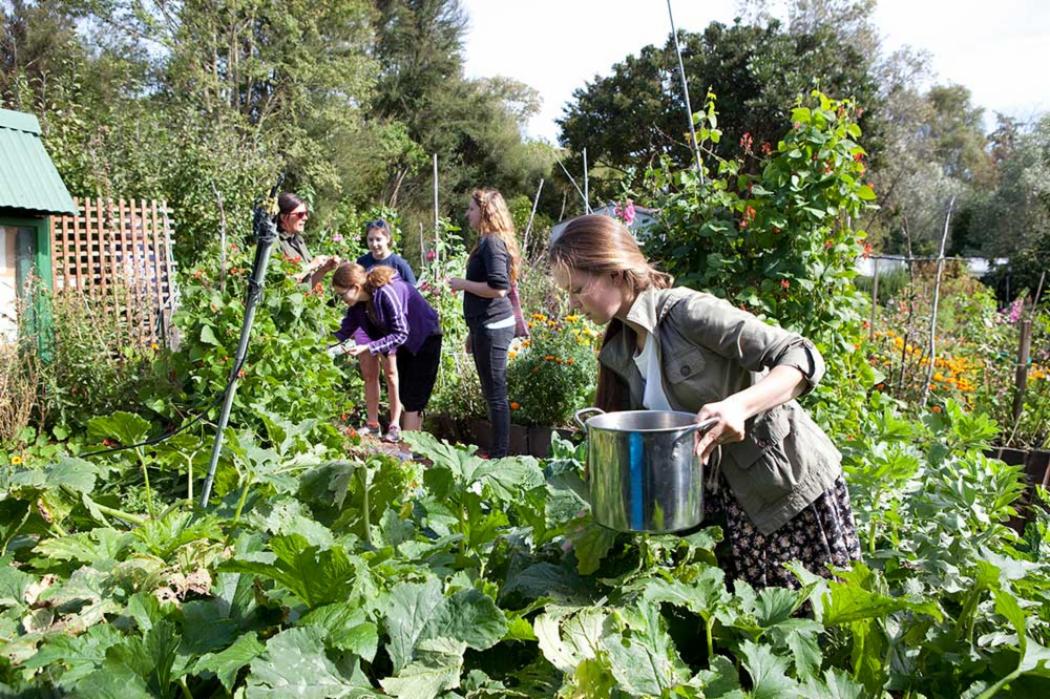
510, 402, 521, 411
931, 405, 943, 414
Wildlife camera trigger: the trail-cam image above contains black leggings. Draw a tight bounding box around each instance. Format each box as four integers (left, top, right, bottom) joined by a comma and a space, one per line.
470, 322, 514, 457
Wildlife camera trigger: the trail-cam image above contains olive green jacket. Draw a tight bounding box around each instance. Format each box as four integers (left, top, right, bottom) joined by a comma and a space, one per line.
598, 286, 842, 534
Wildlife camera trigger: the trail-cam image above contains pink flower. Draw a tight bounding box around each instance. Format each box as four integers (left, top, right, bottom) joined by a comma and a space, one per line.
614, 200, 636, 225
331, 233, 344, 243
1005, 298, 1024, 324
426, 249, 436, 261
740, 132, 753, 154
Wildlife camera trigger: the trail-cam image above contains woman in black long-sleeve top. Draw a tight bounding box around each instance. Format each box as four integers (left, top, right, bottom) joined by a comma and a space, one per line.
448, 188, 522, 458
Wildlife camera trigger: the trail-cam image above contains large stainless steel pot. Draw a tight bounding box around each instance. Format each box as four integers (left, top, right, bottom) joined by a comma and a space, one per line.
574, 408, 717, 533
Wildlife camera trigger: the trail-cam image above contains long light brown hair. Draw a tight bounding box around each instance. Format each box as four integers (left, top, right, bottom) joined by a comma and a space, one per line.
332, 262, 397, 319
548, 215, 673, 410
470, 188, 521, 283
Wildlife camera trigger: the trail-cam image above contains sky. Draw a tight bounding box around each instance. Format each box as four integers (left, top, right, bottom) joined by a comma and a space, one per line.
459, 0, 1050, 143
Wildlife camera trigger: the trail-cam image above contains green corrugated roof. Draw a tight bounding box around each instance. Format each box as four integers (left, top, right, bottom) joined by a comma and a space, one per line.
0, 107, 76, 215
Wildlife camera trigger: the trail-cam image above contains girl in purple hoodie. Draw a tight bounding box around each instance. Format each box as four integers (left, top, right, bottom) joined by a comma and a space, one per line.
332, 263, 442, 442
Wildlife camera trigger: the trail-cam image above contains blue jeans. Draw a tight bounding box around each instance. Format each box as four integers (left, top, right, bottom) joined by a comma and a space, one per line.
469, 322, 514, 457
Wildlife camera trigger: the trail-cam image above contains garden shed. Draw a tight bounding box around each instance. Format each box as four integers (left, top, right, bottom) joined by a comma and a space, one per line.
0, 107, 76, 342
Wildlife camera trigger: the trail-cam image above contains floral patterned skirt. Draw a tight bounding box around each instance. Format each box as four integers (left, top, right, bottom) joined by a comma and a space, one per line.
704, 474, 861, 589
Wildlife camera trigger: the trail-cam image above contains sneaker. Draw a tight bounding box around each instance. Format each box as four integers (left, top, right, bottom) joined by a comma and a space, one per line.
383, 425, 402, 443
358, 422, 381, 437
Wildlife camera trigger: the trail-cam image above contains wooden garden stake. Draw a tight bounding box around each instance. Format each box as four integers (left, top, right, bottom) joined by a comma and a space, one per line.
921, 196, 954, 407
1011, 318, 1033, 425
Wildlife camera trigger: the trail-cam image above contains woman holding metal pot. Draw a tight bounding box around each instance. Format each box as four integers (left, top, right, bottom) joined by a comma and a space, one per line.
549, 214, 859, 588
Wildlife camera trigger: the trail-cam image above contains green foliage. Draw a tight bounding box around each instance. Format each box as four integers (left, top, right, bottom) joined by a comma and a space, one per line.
644, 91, 872, 343
11, 286, 172, 439
558, 18, 880, 201
2, 391, 1050, 696
641, 90, 879, 439
165, 244, 358, 439
506, 311, 600, 427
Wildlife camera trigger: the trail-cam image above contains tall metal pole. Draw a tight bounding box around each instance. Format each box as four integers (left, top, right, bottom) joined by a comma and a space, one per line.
200, 178, 282, 507
432, 154, 439, 267
582, 148, 590, 213
666, 0, 704, 181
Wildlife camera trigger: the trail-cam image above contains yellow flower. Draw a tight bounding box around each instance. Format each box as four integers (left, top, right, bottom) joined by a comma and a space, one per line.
10, 455, 22, 465
150, 342, 160, 351
565, 314, 581, 323
530, 312, 547, 321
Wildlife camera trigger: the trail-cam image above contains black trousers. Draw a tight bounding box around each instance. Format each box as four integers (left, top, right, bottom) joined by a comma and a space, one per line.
469, 321, 515, 457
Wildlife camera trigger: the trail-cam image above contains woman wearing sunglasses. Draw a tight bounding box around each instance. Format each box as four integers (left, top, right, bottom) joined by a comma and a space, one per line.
277, 192, 339, 287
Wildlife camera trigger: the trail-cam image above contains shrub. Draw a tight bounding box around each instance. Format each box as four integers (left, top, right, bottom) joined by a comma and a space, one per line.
506, 312, 599, 426
159, 240, 359, 436
1, 282, 168, 443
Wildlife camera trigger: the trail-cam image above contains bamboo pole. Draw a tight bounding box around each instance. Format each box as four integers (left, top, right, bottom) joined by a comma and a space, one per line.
433, 154, 439, 268
557, 159, 587, 213
920, 196, 955, 407
522, 178, 544, 261
433, 154, 439, 230
666, 0, 704, 180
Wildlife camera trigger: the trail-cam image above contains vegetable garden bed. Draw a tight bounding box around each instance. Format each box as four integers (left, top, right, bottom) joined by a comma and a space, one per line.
2, 405, 1050, 697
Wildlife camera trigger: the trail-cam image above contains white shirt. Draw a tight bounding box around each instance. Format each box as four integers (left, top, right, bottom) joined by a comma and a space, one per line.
633, 332, 673, 411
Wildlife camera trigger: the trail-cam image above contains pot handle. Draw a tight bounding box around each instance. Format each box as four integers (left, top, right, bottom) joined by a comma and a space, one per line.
573, 407, 605, 432
673, 417, 721, 447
